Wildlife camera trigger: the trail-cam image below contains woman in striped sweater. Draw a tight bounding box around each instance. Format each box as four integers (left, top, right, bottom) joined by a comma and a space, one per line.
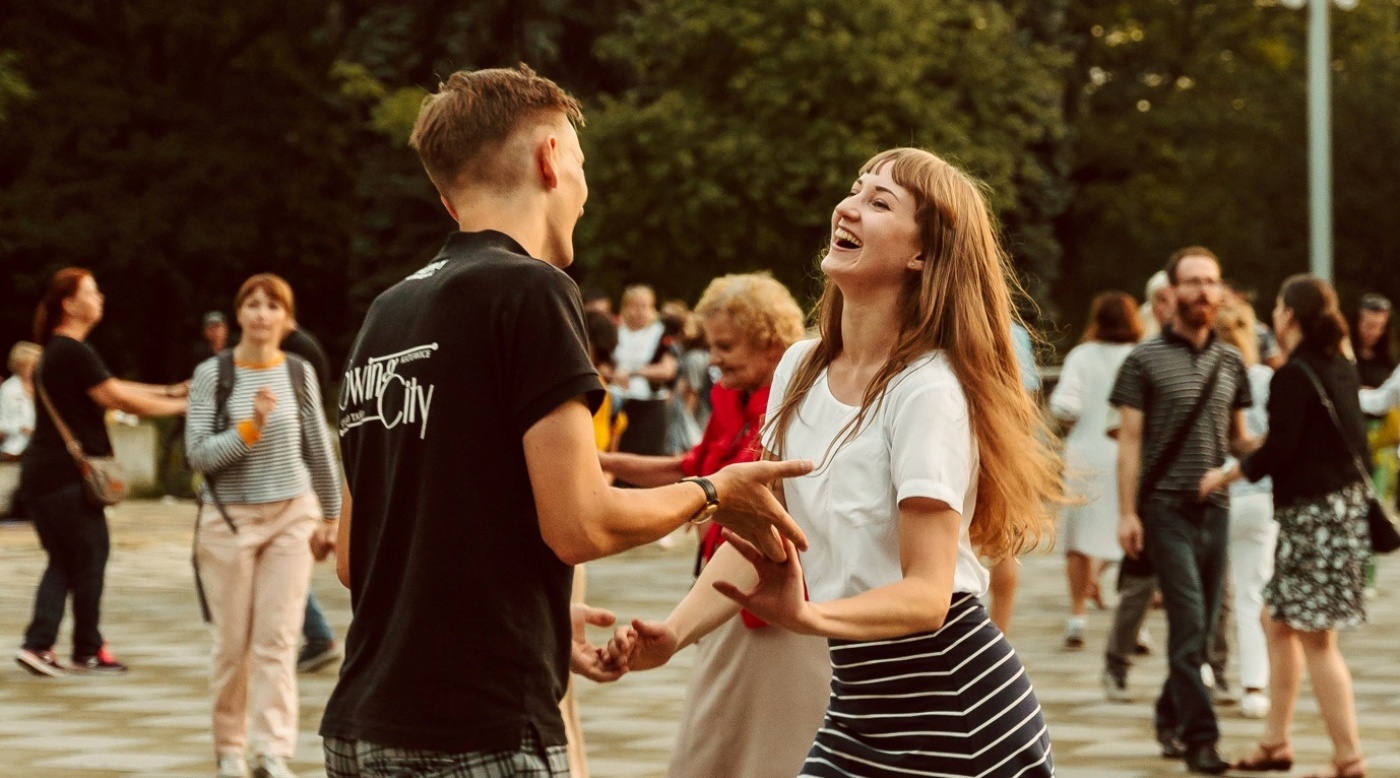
186, 274, 342, 778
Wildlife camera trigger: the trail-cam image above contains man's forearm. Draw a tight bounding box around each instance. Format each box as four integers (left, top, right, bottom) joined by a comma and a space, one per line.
1117, 440, 1141, 517
558, 481, 706, 565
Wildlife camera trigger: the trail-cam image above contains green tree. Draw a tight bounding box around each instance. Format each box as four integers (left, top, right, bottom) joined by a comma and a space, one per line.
1053, 1, 1400, 337
576, 0, 1071, 310
0, 0, 360, 379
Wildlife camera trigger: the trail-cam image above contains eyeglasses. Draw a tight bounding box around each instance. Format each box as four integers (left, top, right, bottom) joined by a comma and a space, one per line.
1361, 293, 1391, 313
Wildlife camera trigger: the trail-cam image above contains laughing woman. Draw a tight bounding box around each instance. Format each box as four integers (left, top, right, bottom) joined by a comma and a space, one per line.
611, 148, 1062, 777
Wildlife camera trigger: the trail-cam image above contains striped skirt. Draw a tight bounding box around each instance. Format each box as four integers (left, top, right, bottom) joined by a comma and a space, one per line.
800, 592, 1054, 778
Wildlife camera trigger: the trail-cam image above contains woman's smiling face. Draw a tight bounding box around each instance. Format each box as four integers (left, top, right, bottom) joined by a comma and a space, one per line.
821, 166, 924, 289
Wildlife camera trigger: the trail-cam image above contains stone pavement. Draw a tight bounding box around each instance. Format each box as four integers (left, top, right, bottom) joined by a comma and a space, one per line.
1, 499, 1397, 778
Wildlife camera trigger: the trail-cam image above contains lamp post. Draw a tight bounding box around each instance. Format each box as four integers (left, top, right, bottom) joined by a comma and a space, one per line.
1280, 0, 1356, 282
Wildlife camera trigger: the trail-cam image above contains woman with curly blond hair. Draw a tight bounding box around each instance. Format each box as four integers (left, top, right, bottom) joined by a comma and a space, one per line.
601, 272, 828, 778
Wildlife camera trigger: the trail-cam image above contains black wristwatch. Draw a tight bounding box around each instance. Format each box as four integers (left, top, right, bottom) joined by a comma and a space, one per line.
680, 476, 720, 525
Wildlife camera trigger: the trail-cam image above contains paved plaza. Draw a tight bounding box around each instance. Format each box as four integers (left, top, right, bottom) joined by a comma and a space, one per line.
1, 499, 1397, 778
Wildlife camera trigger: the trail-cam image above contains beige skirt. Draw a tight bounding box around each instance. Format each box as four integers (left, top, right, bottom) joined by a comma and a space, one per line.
668, 615, 831, 778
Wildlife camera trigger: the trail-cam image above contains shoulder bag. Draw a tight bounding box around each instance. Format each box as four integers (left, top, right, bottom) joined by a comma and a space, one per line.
35, 366, 128, 506
1295, 360, 1400, 554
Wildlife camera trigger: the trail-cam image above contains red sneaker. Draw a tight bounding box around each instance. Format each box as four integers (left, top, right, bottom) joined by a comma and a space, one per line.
72, 645, 128, 674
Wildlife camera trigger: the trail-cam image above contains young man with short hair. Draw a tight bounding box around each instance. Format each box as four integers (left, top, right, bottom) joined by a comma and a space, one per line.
1112, 247, 1254, 775
319, 66, 810, 777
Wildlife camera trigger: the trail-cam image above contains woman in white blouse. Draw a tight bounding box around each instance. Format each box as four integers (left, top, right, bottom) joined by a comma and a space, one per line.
0, 342, 41, 462
1049, 291, 1141, 649
608, 148, 1064, 778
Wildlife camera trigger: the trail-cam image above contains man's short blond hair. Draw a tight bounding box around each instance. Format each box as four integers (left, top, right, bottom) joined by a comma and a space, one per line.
410, 65, 584, 195
695, 273, 806, 350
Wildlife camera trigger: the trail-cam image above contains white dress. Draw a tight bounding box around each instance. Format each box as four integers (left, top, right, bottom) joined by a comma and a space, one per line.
1049, 341, 1134, 560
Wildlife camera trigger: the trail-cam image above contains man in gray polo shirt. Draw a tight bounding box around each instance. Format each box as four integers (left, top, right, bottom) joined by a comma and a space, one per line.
1111, 246, 1254, 775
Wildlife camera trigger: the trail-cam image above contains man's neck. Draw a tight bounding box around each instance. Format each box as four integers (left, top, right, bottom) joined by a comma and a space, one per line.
1170, 321, 1212, 350
51, 320, 92, 342
453, 196, 552, 265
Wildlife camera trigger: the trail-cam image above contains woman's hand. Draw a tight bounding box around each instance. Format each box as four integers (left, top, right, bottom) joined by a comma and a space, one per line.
1198, 467, 1231, 501
310, 521, 337, 561
711, 529, 816, 633
605, 619, 679, 673
251, 387, 277, 429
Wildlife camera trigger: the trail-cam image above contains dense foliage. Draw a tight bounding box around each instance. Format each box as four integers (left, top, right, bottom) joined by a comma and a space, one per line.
2, 0, 1397, 378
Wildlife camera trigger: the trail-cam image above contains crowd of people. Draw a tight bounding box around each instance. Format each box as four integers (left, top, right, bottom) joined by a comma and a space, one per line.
2, 64, 1397, 778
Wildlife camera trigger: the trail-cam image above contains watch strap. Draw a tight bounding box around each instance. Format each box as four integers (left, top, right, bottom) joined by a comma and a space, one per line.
680, 476, 718, 507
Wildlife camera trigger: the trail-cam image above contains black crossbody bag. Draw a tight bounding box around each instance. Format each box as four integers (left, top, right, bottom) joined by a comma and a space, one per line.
1294, 360, 1400, 554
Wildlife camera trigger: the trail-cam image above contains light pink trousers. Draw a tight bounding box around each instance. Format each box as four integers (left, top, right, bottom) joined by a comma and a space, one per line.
196, 491, 319, 758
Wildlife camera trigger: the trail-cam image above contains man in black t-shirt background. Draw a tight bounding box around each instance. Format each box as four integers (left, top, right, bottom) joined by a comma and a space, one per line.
319, 66, 811, 777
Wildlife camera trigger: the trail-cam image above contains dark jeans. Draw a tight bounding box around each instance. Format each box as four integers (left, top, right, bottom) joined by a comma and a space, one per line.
22, 483, 110, 658
304, 590, 334, 645
1104, 573, 1231, 684
1141, 494, 1228, 747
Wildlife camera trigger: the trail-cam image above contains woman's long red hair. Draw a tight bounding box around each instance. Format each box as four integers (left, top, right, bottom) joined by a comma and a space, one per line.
33, 267, 93, 345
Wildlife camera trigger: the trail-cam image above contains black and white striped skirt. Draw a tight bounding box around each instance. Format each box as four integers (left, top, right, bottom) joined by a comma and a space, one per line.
800, 592, 1054, 778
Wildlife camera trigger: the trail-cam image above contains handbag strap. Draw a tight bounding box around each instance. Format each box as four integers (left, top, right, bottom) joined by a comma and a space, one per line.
1293, 359, 1377, 495
34, 359, 88, 467
1138, 348, 1227, 502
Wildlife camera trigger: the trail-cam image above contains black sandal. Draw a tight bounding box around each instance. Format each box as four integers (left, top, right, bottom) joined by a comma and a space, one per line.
1233, 742, 1293, 772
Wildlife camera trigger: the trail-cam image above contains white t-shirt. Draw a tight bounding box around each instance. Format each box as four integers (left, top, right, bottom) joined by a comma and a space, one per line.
0, 375, 35, 457
612, 320, 667, 401
764, 339, 988, 602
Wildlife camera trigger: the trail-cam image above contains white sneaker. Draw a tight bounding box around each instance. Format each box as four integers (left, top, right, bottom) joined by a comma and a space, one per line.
252, 754, 298, 778
217, 754, 248, 778
1063, 618, 1086, 650
1240, 691, 1270, 719
1101, 670, 1131, 702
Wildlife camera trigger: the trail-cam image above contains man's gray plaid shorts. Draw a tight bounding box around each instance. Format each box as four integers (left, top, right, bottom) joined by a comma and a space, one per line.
324, 729, 570, 778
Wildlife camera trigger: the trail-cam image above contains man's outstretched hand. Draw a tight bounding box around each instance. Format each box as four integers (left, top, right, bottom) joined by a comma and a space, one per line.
570, 603, 626, 682
708, 458, 813, 562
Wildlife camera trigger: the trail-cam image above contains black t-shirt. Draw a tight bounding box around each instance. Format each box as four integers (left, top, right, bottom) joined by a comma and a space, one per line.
22, 336, 113, 497
320, 231, 603, 754
1242, 348, 1371, 508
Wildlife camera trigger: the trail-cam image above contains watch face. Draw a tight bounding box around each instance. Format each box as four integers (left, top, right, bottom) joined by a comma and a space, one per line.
692, 503, 720, 525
